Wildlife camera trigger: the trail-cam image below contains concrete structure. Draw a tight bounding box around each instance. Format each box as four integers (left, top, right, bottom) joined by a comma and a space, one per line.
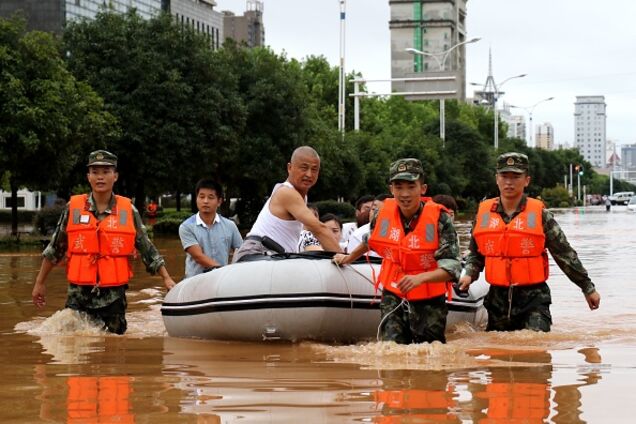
0, 0, 162, 33
535, 122, 554, 150
0, 189, 44, 211
222, 0, 264, 48
390, 0, 468, 99
169, 0, 224, 49
574, 95, 606, 167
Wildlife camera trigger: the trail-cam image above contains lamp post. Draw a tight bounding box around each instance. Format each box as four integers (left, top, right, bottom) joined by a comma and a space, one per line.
405, 37, 480, 146
509, 97, 555, 147
472, 72, 526, 149
337, 0, 346, 135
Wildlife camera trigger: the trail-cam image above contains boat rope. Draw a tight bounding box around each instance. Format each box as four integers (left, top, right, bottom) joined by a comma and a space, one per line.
333, 262, 382, 308
376, 298, 410, 342
333, 260, 354, 309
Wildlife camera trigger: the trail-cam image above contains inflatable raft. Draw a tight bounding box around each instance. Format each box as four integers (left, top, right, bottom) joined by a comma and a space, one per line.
162, 253, 489, 343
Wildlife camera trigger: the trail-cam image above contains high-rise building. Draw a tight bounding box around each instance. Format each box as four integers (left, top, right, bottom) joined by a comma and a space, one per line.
1, 0, 224, 48
389, 0, 468, 99
169, 0, 224, 49
0, 0, 162, 33
622, 144, 636, 170
535, 122, 554, 150
574, 96, 606, 167
499, 104, 526, 141
222, 0, 264, 48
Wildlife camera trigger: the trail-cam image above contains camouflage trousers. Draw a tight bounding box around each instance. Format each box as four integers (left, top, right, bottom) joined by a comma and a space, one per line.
65, 284, 128, 335
379, 291, 448, 344
484, 282, 552, 332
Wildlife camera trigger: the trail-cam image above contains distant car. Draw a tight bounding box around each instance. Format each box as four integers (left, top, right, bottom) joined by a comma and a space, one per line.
627, 196, 636, 211
609, 191, 635, 205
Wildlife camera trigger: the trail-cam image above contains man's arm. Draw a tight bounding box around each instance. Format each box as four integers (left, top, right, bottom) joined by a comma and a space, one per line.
459, 219, 485, 290
179, 222, 220, 268
132, 206, 175, 289
32, 258, 56, 308
543, 208, 599, 309
33, 205, 70, 307
273, 188, 342, 252
397, 211, 461, 292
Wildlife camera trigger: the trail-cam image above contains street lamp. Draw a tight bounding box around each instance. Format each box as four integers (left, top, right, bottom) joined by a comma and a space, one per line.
472, 72, 526, 149
405, 37, 480, 146
509, 97, 554, 147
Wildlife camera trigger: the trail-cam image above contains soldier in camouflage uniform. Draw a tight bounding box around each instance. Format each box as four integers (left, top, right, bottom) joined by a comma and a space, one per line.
459, 152, 601, 332
333, 158, 461, 344
32, 150, 176, 334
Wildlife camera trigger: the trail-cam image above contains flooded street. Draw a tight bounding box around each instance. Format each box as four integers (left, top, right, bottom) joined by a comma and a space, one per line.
1, 206, 635, 423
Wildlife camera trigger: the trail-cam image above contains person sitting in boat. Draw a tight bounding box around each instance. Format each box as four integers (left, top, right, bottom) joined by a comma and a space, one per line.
299, 213, 343, 252
179, 179, 243, 278
333, 158, 461, 344
340, 195, 374, 246
346, 193, 390, 256
233, 146, 342, 262
297, 203, 320, 251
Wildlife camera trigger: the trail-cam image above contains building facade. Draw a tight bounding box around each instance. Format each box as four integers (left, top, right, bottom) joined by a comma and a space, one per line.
169, 0, 224, 49
535, 122, 554, 150
574, 95, 606, 167
0, 0, 162, 33
222, 0, 264, 48
389, 0, 468, 99
621, 144, 636, 170
499, 105, 526, 141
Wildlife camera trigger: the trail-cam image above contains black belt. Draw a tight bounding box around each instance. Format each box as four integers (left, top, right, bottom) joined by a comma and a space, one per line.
245, 235, 285, 254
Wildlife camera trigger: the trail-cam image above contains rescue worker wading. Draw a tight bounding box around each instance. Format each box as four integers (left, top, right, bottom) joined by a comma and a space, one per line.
32, 150, 176, 334
333, 158, 461, 344
459, 152, 601, 332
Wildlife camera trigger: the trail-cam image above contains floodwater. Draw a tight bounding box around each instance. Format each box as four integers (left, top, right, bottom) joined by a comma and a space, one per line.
1, 206, 635, 423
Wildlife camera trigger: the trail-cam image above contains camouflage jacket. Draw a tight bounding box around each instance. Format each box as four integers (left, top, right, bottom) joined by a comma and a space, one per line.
364, 201, 461, 281
43, 193, 167, 275
464, 195, 596, 295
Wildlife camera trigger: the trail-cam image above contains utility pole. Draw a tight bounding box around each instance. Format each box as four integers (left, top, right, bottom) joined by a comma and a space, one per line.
337, 0, 346, 136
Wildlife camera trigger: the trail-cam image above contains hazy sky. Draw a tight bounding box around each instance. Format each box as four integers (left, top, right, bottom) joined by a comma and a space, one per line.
216, 0, 636, 147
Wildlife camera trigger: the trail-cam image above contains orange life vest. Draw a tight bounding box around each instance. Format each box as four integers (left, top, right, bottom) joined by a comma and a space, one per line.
374, 388, 457, 422
368, 198, 448, 300
67, 376, 134, 424
146, 202, 157, 217
473, 197, 548, 287
66, 194, 136, 287
478, 382, 549, 423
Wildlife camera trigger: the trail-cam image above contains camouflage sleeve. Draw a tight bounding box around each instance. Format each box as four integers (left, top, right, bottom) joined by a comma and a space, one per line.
42, 204, 70, 264
462, 219, 485, 280
435, 212, 461, 281
543, 209, 596, 294
132, 205, 166, 275
361, 213, 378, 246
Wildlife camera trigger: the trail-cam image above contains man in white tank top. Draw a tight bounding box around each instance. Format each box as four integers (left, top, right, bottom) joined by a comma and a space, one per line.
233, 146, 342, 262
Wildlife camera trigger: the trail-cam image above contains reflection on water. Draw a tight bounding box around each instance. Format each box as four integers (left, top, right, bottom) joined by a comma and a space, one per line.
1, 208, 636, 422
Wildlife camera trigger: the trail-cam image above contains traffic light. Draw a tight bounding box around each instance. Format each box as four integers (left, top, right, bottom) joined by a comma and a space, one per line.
575, 164, 583, 176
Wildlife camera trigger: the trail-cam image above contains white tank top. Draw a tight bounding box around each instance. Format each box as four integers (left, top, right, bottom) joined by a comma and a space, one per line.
247, 182, 305, 253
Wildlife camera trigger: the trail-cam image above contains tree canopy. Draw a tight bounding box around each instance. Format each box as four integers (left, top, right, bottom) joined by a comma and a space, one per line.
0, 16, 116, 235
3, 11, 631, 231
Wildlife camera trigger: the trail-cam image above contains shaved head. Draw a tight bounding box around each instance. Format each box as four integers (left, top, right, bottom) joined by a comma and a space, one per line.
291, 146, 320, 163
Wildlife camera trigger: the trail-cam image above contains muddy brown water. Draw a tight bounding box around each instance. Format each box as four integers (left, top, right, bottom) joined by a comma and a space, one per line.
1, 206, 635, 423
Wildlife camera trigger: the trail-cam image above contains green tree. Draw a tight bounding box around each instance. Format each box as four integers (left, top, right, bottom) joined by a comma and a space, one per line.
64, 11, 243, 211
0, 16, 117, 235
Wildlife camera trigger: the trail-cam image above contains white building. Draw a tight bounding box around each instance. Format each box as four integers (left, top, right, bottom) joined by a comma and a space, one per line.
574, 95, 606, 167
535, 122, 554, 150
0, 189, 44, 211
